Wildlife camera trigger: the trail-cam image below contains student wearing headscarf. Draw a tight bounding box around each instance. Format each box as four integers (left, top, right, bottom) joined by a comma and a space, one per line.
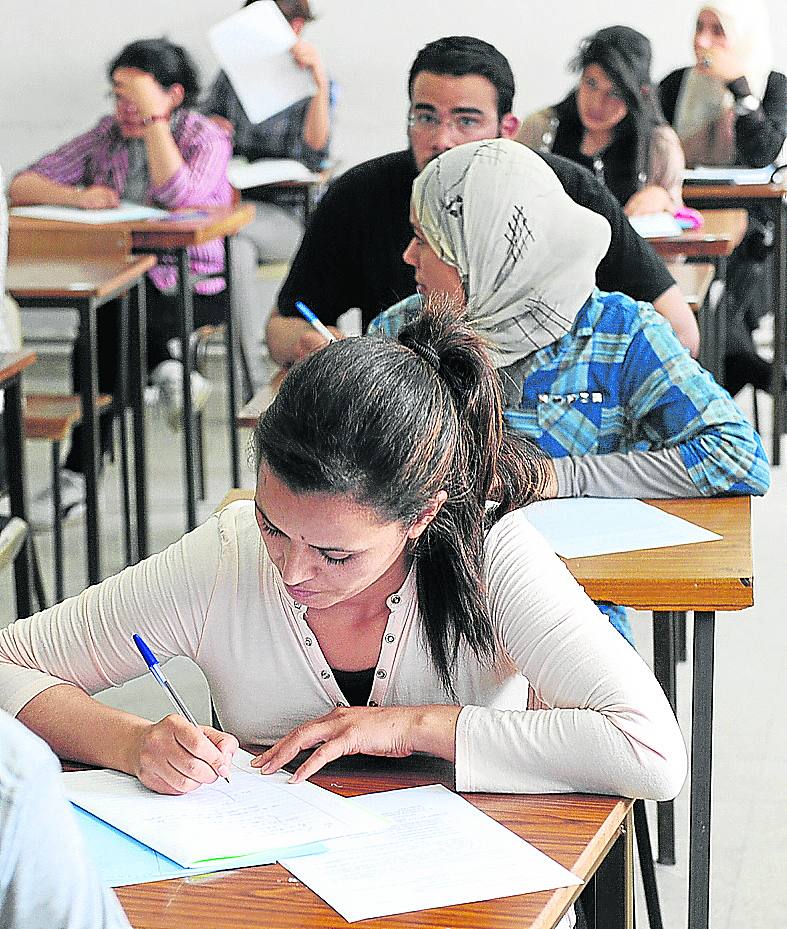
518, 26, 685, 216
660, 1, 787, 395
369, 138, 769, 641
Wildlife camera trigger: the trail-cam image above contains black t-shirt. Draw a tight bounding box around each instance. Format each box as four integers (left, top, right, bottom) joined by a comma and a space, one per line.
277, 148, 675, 329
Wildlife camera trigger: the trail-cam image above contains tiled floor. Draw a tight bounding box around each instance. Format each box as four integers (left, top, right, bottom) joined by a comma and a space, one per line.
3, 355, 785, 928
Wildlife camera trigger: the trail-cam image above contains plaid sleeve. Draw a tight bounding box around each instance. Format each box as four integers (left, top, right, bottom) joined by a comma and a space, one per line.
25, 118, 111, 187
622, 306, 770, 496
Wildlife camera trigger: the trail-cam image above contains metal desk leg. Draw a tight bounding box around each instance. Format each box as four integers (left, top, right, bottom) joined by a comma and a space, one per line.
176, 250, 198, 530
78, 297, 102, 583
772, 198, 786, 466
715, 256, 727, 386
581, 806, 634, 929
5, 374, 33, 617
652, 611, 677, 866
224, 236, 241, 488
130, 280, 148, 559
688, 610, 715, 929
117, 292, 133, 566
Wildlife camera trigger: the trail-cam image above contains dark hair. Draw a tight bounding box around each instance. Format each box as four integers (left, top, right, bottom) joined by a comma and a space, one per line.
253, 303, 548, 696
553, 25, 666, 204
408, 36, 515, 119
108, 39, 200, 108
243, 0, 314, 22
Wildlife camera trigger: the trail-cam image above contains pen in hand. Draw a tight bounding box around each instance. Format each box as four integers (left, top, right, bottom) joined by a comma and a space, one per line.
132, 633, 231, 784
295, 300, 337, 346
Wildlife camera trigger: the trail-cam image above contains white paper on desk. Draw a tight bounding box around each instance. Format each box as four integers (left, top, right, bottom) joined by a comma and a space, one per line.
208, 2, 316, 124
64, 750, 384, 868
10, 202, 169, 224
524, 498, 721, 559
281, 784, 581, 923
628, 212, 683, 238
227, 156, 319, 189
683, 165, 777, 185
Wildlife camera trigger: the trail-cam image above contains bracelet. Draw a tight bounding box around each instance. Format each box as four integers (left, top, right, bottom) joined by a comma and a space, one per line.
142, 114, 169, 126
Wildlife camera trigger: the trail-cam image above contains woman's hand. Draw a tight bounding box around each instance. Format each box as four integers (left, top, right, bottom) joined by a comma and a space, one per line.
696, 47, 745, 85
130, 714, 239, 795
72, 185, 120, 210
624, 184, 674, 217
294, 325, 343, 361
290, 39, 328, 90
251, 705, 461, 783
115, 70, 174, 123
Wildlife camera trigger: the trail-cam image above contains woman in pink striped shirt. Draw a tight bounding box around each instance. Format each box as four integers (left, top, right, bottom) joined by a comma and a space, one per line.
10, 39, 233, 526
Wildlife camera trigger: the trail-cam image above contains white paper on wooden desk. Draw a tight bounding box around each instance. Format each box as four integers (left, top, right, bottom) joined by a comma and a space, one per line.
523, 498, 721, 559
281, 784, 581, 923
208, 1, 316, 124
10, 203, 169, 224
227, 157, 319, 189
628, 212, 683, 238
683, 165, 777, 185
64, 750, 384, 868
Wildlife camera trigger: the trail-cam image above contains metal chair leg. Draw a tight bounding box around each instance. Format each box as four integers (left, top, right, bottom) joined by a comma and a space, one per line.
52, 440, 65, 603
634, 800, 664, 929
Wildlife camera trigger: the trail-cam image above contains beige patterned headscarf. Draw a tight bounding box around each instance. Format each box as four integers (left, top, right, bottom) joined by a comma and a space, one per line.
411, 138, 611, 368
674, 0, 773, 166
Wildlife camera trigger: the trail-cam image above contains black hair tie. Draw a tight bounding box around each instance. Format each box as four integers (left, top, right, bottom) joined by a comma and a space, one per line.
402, 337, 441, 373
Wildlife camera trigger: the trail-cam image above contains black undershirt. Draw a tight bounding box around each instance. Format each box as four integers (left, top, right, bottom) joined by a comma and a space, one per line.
332, 667, 375, 707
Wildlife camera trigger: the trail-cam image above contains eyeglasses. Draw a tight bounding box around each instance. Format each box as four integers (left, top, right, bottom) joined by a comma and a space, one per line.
407, 109, 497, 137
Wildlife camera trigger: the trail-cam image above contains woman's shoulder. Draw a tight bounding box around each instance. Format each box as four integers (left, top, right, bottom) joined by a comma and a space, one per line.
176, 108, 232, 145
516, 107, 558, 150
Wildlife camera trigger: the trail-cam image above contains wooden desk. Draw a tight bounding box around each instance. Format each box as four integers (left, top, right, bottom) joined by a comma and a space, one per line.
114, 754, 633, 929
7, 255, 157, 582
568, 496, 752, 929
684, 182, 787, 465
10, 205, 255, 531
0, 350, 37, 616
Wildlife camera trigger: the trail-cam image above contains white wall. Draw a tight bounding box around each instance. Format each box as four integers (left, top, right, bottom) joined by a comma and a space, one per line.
2, 0, 785, 177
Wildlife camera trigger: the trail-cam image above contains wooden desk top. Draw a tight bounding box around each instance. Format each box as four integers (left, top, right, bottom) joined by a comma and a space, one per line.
665, 262, 715, 312
683, 180, 787, 201
6, 254, 157, 300
217, 492, 753, 612
9, 204, 255, 252
0, 350, 37, 384
114, 753, 629, 929
648, 208, 748, 259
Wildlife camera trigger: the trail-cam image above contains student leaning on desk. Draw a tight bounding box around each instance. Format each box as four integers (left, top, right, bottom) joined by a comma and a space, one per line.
370, 138, 770, 644
8, 38, 233, 528
0, 304, 685, 805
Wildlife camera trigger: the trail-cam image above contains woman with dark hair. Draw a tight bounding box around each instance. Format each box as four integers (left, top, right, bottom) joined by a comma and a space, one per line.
9, 38, 233, 525
518, 25, 684, 216
659, 1, 787, 396
0, 306, 685, 810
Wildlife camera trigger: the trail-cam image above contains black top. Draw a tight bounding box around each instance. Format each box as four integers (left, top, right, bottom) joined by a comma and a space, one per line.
659, 68, 787, 168
277, 148, 676, 329
332, 667, 375, 707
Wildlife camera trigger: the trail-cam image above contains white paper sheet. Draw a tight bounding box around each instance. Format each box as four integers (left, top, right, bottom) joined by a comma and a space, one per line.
227, 156, 319, 189
523, 498, 721, 559
64, 751, 383, 868
10, 203, 169, 224
683, 165, 777, 185
208, 1, 316, 124
280, 784, 581, 923
628, 212, 683, 238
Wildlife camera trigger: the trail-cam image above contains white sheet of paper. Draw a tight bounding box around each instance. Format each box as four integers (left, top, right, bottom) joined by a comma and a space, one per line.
227, 157, 319, 189
523, 498, 721, 559
10, 202, 169, 224
64, 751, 383, 868
628, 212, 683, 238
281, 784, 581, 923
683, 165, 776, 185
208, 1, 316, 123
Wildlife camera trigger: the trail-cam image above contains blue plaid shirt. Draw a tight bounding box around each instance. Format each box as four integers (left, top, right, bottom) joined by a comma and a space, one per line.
369, 290, 770, 641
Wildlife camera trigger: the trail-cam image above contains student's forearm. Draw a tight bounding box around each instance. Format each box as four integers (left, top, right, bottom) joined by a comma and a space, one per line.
16, 683, 149, 774
8, 171, 82, 207
653, 284, 700, 357
266, 310, 313, 365
302, 81, 331, 152
142, 123, 186, 189
552, 447, 699, 498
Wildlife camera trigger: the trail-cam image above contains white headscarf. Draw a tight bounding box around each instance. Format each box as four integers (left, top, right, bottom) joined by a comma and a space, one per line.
674, 0, 774, 166
412, 138, 611, 368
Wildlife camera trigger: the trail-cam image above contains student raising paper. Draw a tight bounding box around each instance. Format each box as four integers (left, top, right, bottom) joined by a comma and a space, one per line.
0, 305, 684, 803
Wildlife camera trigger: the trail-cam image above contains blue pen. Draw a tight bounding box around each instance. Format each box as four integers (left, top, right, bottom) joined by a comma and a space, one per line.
295, 301, 337, 345
132, 634, 230, 783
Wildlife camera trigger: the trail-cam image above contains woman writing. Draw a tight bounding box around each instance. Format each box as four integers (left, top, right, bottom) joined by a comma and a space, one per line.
9, 39, 233, 524
0, 307, 684, 802
518, 26, 684, 216
659, 1, 787, 396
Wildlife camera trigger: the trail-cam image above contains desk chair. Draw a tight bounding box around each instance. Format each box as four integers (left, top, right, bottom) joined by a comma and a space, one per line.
0, 514, 47, 615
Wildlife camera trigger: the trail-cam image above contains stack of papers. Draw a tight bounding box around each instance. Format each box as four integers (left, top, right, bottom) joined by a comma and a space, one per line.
209, 1, 316, 123
683, 165, 777, 185
628, 212, 684, 239
10, 203, 169, 224
227, 157, 320, 190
